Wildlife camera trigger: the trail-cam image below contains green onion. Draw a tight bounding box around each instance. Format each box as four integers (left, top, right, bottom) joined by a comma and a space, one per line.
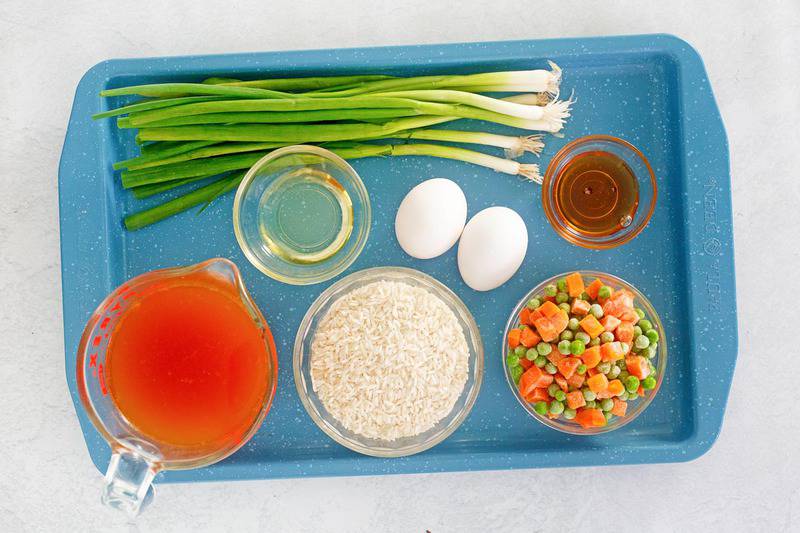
203, 74, 394, 91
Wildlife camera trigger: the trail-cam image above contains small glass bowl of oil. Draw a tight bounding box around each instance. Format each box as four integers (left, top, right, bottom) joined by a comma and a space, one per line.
233, 145, 371, 285
542, 135, 657, 249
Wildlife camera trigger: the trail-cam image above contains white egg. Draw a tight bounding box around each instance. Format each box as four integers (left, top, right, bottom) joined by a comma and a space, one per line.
457, 206, 528, 291
395, 178, 467, 259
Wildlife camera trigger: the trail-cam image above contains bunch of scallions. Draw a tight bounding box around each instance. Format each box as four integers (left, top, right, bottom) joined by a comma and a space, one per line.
94, 62, 572, 230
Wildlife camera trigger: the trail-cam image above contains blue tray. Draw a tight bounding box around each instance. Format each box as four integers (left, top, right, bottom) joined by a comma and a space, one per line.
59, 34, 736, 482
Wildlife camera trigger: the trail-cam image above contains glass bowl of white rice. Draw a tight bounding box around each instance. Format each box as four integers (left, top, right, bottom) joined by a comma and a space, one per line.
293, 266, 484, 457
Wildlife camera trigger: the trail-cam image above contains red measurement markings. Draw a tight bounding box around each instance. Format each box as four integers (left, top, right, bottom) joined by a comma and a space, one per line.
98, 363, 108, 395
99, 316, 111, 329
92, 335, 102, 347
89, 353, 97, 367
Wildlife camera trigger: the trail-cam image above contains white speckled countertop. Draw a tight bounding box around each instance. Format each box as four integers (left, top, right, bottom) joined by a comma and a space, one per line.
1, 1, 798, 531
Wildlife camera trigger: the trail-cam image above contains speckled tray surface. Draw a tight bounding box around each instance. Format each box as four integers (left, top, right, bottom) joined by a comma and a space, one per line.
59, 34, 736, 482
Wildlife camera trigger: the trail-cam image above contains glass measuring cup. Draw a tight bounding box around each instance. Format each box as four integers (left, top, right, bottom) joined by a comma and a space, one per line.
76, 258, 278, 515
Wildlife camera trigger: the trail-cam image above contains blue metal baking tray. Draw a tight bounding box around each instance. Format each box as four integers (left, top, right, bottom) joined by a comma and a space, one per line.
59, 34, 736, 482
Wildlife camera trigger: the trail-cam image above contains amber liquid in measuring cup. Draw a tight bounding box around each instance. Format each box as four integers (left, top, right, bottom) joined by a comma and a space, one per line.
553, 150, 639, 236
105, 271, 269, 450
77, 258, 277, 516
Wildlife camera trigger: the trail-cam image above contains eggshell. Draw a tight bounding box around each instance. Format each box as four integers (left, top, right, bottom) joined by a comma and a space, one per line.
395, 178, 467, 259
457, 206, 528, 291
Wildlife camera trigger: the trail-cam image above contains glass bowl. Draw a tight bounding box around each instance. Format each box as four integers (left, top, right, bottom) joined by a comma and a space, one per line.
294, 266, 484, 457
502, 271, 667, 435
233, 145, 371, 285
542, 135, 657, 249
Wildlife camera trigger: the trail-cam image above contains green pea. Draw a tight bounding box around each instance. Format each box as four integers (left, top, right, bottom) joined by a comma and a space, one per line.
633, 325, 643, 337
514, 345, 527, 356
624, 375, 640, 393
618, 370, 629, 380
527, 297, 541, 309
582, 388, 596, 401
577, 364, 587, 375
544, 284, 557, 297
556, 291, 569, 304
597, 361, 611, 374
554, 390, 566, 402
598, 286, 612, 299
545, 363, 558, 375
604, 411, 614, 422
646, 329, 659, 344
558, 303, 571, 313
524, 348, 537, 361
585, 400, 597, 409
548, 383, 560, 397
507, 354, 520, 367
600, 331, 614, 343
575, 331, 591, 344
600, 398, 614, 412
519, 324, 528, 331
618, 359, 627, 370
579, 291, 590, 301
620, 342, 630, 354
634, 335, 650, 350
589, 337, 601, 347
635, 307, 645, 319
618, 390, 629, 401
534, 355, 548, 368
641, 376, 656, 390
558, 340, 572, 355
638, 319, 652, 332
534, 401, 548, 415
568, 317, 580, 331
549, 400, 565, 415
645, 345, 657, 359
536, 342, 552, 356
570, 339, 586, 356
590, 303, 604, 319
608, 365, 621, 379
563, 407, 577, 420
560, 330, 574, 341
557, 278, 568, 292
511, 366, 523, 383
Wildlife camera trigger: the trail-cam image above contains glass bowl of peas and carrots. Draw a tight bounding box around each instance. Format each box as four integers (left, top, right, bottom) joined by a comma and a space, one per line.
502, 271, 667, 435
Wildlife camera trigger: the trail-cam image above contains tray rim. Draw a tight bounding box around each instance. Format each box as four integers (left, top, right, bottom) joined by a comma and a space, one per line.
59, 33, 737, 482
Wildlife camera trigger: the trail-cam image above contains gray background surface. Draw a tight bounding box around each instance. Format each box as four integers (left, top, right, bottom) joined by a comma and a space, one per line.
1, 1, 798, 531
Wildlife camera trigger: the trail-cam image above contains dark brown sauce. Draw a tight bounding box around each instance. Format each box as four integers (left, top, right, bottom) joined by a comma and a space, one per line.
553, 150, 639, 236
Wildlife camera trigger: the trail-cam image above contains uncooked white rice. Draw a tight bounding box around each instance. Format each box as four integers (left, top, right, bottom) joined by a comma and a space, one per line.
310, 280, 469, 441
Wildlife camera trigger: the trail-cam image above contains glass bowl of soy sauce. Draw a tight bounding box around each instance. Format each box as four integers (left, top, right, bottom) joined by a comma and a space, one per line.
233, 145, 371, 285
542, 135, 657, 249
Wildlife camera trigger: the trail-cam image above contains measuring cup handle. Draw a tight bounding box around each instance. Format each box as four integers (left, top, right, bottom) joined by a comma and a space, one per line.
101, 449, 158, 516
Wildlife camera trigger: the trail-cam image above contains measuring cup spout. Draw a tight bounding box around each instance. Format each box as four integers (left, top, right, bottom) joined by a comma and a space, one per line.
101, 449, 158, 516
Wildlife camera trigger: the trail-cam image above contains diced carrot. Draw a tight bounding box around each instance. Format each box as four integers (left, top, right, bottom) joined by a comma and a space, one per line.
519, 357, 533, 370
571, 298, 591, 316
615, 321, 635, 343
519, 366, 554, 396
567, 372, 585, 389
538, 300, 560, 318
611, 289, 634, 309
524, 387, 550, 403
547, 350, 564, 365
565, 272, 585, 297
607, 379, 625, 396
587, 373, 609, 393
508, 328, 522, 348
587, 367, 599, 377
566, 390, 586, 410
618, 308, 640, 322
520, 327, 541, 348
533, 317, 558, 342
600, 341, 624, 361
581, 345, 602, 368
600, 315, 621, 332
551, 310, 569, 335
586, 279, 603, 300
575, 408, 606, 428
555, 374, 568, 392
529, 308, 544, 322
625, 355, 651, 380
519, 307, 532, 326
556, 357, 581, 379
637, 385, 645, 397
579, 314, 604, 338
611, 398, 628, 416
547, 412, 560, 420
596, 389, 613, 399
